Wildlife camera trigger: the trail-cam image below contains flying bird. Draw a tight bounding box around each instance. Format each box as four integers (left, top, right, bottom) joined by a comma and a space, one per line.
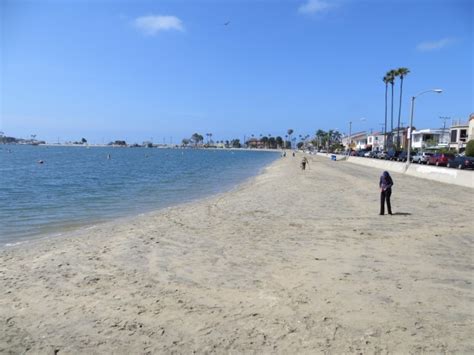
223, 21, 230, 26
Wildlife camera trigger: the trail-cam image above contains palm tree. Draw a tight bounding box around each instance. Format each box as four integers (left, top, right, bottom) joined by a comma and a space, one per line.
383, 75, 390, 150
395, 67, 410, 149
386, 69, 397, 149
275, 136, 283, 148
287, 129, 294, 149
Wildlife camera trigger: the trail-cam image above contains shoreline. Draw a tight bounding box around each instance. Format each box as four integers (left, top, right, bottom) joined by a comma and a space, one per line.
3, 143, 286, 153
1, 153, 472, 353
1, 152, 280, 250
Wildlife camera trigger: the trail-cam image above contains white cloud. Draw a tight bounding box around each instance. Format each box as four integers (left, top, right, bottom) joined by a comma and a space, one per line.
298, 0, 334, 15
133, 15, 184, 35
416, 38, 456, 51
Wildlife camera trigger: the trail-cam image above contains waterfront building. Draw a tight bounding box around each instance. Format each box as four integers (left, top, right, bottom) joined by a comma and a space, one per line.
449, 119, 469, 151
411, 128, 450, 150
367, 131, 385, 151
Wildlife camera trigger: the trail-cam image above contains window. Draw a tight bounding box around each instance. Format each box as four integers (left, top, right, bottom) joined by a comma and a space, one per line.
451, 130, 457, 143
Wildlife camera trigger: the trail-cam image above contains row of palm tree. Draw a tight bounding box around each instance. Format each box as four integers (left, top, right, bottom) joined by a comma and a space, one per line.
313, 129, 343, 150
383, 67, 410, 149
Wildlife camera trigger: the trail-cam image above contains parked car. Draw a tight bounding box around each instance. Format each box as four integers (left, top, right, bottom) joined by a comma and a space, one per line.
368, 151, 378, 158
363, 151, 372, 157
376, 151, 387, 159
386, 150, 401, 161
397, 151, 412, 162
447, 156, 474, 169
427, 153, 456, 166
412, 151, 433, 164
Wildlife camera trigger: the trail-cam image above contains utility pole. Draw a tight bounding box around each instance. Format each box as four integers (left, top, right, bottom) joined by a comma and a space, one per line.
439, 116, 451, 147
379, 123, 385, 151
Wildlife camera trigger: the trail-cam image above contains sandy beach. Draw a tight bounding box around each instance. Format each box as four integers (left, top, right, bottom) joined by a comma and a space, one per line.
1, 154, 472, 354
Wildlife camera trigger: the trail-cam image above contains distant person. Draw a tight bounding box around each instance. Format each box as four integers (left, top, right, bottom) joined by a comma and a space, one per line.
107, 154, 111, 160
283, 152, 286, 157
301, 156, 309, 170
379, 171, 393, 215
292, 152, 295, 157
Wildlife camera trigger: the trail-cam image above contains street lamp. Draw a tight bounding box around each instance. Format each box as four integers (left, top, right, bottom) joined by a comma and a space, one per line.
347, 118, 365, 156
406, 89, 443, 165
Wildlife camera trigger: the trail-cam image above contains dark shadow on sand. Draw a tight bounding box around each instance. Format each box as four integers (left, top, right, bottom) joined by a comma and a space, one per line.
392, 212, 411, 216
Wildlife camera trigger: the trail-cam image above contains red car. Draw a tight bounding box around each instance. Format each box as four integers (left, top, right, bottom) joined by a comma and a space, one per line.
427, 153, 455, 166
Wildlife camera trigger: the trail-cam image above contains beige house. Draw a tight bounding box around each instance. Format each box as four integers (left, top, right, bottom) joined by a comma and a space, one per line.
449, 119, 469, 151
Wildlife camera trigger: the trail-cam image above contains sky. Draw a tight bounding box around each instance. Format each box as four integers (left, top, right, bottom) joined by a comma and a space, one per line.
1, 0, 473, 144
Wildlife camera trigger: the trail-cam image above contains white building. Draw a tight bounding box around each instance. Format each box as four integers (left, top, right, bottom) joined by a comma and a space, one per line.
449, 119, 469, 151
342, 131, 367, 150
367, 131, 385, 151
411, 128, 450, 149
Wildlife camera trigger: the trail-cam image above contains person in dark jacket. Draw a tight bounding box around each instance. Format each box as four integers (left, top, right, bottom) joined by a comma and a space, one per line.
379, 171, 393, 215
301, 156, 309, 170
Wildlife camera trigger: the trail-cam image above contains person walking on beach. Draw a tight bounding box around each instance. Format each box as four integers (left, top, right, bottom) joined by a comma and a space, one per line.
379, 171, 393, 215
301, 156, 309, 170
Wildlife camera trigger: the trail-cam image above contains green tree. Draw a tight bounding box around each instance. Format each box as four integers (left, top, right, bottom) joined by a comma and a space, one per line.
81, 137, 87, 144
395, 67, 410, 148
465, 140, 474, 157
260, 136, 269, 148
268, 137, 276, 149
315, 129, 326, 149
275, 136, 283, 148
191, 133, 204, 146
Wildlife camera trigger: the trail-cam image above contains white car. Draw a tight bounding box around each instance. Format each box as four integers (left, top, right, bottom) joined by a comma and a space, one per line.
412, 152, 433, 164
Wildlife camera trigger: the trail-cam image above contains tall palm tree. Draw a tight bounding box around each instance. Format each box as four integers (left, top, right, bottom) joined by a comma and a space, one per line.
386, 69, 397, 149
395, 67, 410, 149
383, 75, 390, 150
287, 129, 294, 149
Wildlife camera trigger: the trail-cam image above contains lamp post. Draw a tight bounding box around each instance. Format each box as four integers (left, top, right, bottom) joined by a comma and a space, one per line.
347, 121, 352, 156
347, 118, 365, 155
406, 89, 443, 165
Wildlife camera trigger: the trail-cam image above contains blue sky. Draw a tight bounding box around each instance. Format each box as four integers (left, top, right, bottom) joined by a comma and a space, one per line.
1, 0, 472, 144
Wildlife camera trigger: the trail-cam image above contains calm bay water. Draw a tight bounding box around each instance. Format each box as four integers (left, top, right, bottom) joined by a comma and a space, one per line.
0, 145, 278, 246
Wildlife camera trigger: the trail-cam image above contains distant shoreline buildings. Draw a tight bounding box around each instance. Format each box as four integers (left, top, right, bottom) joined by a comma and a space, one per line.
342, 113, 473, 153
1, 114, 473, 153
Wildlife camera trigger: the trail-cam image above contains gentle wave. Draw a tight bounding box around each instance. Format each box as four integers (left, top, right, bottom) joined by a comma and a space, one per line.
0, 146, 279, 245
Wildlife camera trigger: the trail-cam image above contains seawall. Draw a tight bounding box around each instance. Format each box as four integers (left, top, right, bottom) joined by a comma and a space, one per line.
335, 155, 473, 188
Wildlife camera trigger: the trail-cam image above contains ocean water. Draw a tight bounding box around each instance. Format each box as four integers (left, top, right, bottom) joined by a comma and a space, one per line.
0, 145, 279, 246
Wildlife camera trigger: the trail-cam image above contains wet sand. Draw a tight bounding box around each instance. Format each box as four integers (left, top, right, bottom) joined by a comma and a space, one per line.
1, 154, 472, 354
